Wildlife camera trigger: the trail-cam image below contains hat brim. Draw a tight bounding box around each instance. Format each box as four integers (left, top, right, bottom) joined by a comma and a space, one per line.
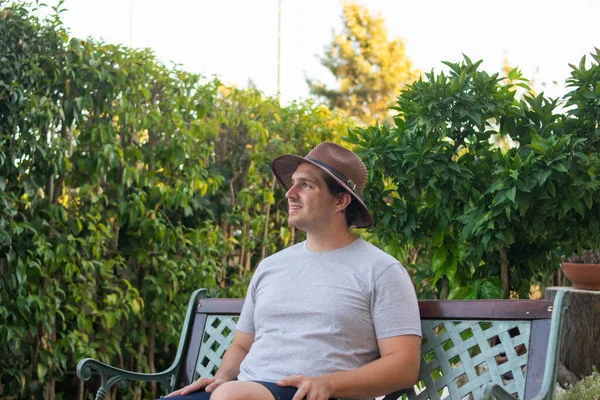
271, 154, 374, 228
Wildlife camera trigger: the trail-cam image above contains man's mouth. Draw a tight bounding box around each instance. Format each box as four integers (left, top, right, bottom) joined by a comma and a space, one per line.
289, 205, 302, 213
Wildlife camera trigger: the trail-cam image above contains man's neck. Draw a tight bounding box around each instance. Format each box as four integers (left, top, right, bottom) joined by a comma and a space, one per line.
305, 228, 357, 253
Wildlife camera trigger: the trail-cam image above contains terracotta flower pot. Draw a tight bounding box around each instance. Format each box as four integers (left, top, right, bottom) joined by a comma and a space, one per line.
561, 262, 600, 290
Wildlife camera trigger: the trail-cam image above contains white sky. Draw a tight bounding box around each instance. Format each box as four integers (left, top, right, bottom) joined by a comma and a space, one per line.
40, 0, 600, 105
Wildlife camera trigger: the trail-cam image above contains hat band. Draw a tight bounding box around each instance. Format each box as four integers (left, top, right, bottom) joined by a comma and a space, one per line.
306, 157, 364, 201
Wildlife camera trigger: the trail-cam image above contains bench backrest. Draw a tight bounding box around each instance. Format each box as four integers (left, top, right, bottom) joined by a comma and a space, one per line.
174, 290, 564, 400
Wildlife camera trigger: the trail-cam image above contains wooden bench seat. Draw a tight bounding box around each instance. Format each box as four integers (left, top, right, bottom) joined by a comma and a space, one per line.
77, 288, 568, 400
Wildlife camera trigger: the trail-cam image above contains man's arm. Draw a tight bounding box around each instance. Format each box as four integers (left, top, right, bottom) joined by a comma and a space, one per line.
278, 334, 421, 400
212, 330, 255, 382
167, 330, 255, 397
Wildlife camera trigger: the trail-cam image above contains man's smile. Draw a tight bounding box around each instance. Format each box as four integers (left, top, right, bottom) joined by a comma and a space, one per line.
289, 205, 303, 213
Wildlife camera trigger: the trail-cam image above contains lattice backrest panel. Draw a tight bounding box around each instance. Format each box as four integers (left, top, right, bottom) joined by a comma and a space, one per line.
193, 317, 532, 400
194, 316, 238, 380
400, 320, 531, 400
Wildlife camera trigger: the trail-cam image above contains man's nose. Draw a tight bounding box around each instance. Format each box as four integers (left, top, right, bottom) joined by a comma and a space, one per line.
285, 184, 298, 199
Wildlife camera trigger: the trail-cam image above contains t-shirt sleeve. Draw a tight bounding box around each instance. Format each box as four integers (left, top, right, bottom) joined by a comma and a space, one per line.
371, 263, 422, 339
236, 265, 260, 334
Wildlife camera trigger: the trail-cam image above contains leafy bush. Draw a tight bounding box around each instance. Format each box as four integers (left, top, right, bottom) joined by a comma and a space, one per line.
0, 2, 352, 399
557, 369, 600, 400
350, 51, 600, 299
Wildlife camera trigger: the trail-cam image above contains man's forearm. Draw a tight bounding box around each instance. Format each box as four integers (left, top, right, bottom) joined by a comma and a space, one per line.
324, 352, 419, 399
213, 343, 249, 381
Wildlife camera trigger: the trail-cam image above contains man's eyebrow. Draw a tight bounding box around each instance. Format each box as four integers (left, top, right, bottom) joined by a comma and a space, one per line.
291, 177, 318, 184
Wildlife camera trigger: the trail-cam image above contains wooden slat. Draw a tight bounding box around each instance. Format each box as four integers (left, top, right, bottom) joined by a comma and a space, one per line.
418, 300, 554, 320
523, 319, 551, 399
196, 298, 554, 320
196, 298, 244, 314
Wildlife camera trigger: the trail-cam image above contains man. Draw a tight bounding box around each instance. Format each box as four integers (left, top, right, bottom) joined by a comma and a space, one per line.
167, 142, 421, 400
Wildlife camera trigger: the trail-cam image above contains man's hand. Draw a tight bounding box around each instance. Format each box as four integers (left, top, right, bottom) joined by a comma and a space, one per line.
166, 377, 227, 397
278, 374, 332, 400
166, 330, 254, 397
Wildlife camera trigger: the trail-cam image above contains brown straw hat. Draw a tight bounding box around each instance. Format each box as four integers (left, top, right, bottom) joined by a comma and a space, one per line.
271, 142, 374, 228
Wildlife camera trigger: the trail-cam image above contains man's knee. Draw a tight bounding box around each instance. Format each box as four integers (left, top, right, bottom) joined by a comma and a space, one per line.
211, 381, 274, 400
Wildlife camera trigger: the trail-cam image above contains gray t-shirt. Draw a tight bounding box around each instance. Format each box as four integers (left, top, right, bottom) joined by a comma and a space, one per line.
236, 238, 421, 382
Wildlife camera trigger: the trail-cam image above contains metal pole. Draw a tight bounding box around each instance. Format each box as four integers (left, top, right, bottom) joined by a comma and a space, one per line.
277, 0, 282, 103
129, 0, 135, 47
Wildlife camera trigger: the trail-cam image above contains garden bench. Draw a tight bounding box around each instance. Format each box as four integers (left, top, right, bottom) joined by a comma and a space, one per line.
77, 288, 568, 400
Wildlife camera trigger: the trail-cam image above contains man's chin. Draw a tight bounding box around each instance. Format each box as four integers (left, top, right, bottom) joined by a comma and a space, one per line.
287, 218, 308, 232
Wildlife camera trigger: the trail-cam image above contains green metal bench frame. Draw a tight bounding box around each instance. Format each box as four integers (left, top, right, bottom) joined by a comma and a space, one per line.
77, 288, 568, 400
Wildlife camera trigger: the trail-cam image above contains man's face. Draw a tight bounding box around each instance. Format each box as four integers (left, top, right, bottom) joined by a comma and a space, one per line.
285, 162, 339, 233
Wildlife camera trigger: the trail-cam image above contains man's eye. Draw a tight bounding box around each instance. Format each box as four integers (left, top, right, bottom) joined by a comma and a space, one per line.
303, 183, 311, 188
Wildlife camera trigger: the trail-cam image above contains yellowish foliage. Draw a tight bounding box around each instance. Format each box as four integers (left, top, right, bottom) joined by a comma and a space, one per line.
308, 2, 418, 126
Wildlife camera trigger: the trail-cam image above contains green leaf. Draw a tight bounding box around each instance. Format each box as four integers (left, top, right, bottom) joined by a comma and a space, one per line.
538, 170, 552, 185
131, 298, 142, 314
584, 193, 593, 209
448, 163, 461, 173
16, 264, 26, 285
432, 229, 444, 247
105, 294, 117, 305
527, 136, 549, 156
431, 247, 447, 271
478, 278, 505, 299
507, 187, 516, 203
448, 286, 472, 300
37, 363, 48, 381
494, 190, 507, 205
488, 178, 506, 193
445, 256, 458, 285
280, 227, 291, 247
581, 90, 598, 100
573, 200, 585, 217
468, 112, 482, 125
547, 181, 556, 198
551, 163, 567, 173
433, 268, 444, 285
382, 212, 391, 227
263, 191, 275, 204
123, 168, 132, 188
103, 313, 117, 330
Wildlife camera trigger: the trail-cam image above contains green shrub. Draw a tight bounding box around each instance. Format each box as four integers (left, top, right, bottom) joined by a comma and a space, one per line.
558, 369, 600, 400
351, 50, 600, 300
0, 2, 353, 398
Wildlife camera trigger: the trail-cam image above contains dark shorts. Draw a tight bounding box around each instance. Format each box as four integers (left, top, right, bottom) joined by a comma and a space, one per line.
164, 380, 304, 400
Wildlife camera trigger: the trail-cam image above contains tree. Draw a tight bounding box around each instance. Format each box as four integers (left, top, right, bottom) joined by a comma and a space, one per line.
349, 54, 600, 300
204, 87, 353, 297
0, 3, 354, 398
307, 2, 418, 126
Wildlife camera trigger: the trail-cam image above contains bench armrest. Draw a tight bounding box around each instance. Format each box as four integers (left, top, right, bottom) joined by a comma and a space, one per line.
77, 358, 176, 399
77, 288, 208, 400
529, 289, 568, 400
484, 290, 568, 400
482, 383, 519, 400
483, 380, 556, 400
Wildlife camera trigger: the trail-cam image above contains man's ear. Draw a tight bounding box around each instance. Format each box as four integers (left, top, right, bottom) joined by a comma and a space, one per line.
337, 192, 352, 212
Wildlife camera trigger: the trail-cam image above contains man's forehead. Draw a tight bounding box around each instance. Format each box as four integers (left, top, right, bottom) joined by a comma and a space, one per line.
292, 162, 326, 181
